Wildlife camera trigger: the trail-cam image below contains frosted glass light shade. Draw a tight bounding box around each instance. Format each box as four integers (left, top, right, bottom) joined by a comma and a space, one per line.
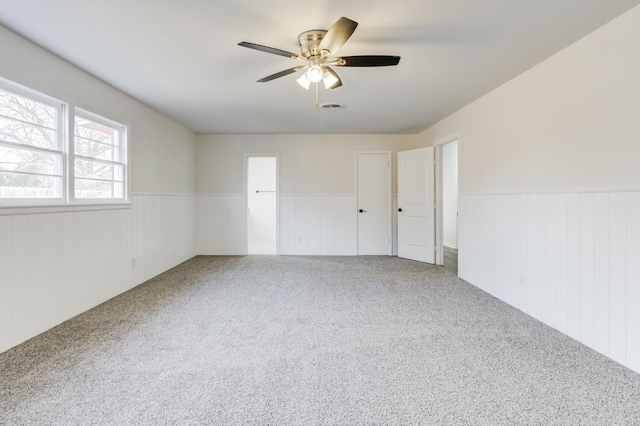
296, 73, 311, 90
322, 71, 339, 89
306, 65, 323, 83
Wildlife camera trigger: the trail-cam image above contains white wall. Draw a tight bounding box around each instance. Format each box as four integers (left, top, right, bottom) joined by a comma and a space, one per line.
196, 134, 417, 255
418, 6, 640, 194
442, 141, 458, 248
418, 6, 640, 373
0, 25, 197, 353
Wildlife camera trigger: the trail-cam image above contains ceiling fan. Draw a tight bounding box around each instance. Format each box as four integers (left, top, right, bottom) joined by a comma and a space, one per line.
238, 17, 401, 93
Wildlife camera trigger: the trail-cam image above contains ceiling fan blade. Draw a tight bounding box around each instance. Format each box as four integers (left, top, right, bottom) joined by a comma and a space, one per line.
318, 17, 358, 55
337, 55, 401, 67
323, 67, 342, 89
238, 41, 299, 59
257, 66, 305, 83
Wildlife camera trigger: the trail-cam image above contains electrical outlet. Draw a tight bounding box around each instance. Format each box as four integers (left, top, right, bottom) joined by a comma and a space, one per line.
131, 258, 137, 268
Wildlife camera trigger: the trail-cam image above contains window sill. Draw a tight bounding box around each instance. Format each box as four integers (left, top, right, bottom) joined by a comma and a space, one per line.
0, 202, 132, 216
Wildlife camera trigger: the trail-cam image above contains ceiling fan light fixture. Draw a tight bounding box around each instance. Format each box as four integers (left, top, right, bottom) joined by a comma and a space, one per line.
306, 65, 323, 83
322, 70, 340, 89
296, 73, 311, 90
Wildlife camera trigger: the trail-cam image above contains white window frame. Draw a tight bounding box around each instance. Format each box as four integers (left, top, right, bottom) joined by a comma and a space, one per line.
71, 109, 128, 204
0, 75, 130, 213
0, 77, 67, 206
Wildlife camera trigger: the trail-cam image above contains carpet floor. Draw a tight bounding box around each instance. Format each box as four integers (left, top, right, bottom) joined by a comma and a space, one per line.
1, 256, 639, 425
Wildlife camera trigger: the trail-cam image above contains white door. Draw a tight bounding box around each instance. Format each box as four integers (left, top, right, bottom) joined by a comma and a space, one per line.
247, 156, 277, 255
357, 152, 391, 255
398, 147, 435, 263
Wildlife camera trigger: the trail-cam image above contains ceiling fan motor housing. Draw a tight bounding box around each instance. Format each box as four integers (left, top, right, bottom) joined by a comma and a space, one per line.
298, 30, 328, 58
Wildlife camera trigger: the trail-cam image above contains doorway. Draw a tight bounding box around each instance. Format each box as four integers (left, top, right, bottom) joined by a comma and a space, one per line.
440, 140, 458, 273
356, 152, 391, 255
246, 155, 278, 255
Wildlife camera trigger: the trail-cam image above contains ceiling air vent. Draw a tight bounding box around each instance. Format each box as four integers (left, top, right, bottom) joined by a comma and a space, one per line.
320, 103, 344, 111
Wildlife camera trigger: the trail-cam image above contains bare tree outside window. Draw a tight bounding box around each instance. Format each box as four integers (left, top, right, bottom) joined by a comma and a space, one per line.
0, 88, 62, 199
74, 115, 125, 199
0, 79, 126, 204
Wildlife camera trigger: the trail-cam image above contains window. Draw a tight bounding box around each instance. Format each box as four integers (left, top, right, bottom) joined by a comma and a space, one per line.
0, 77, 128, 207
73, 111, 126, 200
0, 81, 65, 203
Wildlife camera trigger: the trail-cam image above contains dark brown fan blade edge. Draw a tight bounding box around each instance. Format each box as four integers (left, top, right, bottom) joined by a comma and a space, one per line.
318, 17, 358, 54
238, 41, 298, 59
339, 55, 401, 67
257, 67, 303, 82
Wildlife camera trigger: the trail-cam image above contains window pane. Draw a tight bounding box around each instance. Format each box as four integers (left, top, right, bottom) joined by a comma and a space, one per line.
0, 88, 57, 129
74, 158, 123, 181
0, 116, 57, 149
75, 117, 118, 146
73, 111, 126, 201
0, 80, 65, 205
75, 137, 120, 162
0, 171, 62, 198
0, 145, 60, 175
75, 178, 123, 199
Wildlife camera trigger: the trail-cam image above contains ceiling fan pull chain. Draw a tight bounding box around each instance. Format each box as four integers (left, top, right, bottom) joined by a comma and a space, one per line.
315, 82, 319, 110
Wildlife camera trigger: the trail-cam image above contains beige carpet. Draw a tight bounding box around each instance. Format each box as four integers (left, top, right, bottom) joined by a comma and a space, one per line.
1, 255, 639, 425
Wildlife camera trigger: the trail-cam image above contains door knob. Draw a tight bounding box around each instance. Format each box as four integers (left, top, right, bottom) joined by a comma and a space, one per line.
398, 208, 403, 212
359, 209, 367, 213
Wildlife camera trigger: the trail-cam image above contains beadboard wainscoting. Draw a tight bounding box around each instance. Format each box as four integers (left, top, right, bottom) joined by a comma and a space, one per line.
131, 194, 197, 285
196, 195, 358, 256
0, 194, 197, 353
196, 194, 400, 256
280, 195, 357, 255
459, 191, 640, 373
196, 195, 246, 255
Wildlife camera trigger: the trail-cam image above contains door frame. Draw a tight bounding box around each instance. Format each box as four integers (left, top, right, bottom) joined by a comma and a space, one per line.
434, 134, 460, 268
354, 151, 392, 256
243, 153, 280, 255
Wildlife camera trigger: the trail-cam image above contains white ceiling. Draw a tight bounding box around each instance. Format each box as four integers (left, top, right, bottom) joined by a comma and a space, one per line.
0, 0, 638, 134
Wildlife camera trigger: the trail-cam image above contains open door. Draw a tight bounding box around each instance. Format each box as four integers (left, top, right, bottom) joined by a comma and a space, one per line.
397, 147, 435, 263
